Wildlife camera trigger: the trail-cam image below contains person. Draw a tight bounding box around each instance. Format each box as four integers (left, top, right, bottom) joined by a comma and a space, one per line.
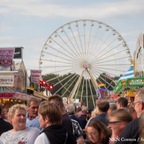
0, 104, 40, 143
87, 99, 109, 126
75, 107, 82, 118
34, 101, 68, 144
139, 112, 144, 144
128, 105, 137, 120
26, 97, 41, 130
0, 105, 13, 136
116, 97, 128, 109
79, 106, 89, 129
48, 94, 77, 144
66, 103, 84, 140
77, 120, 111, 144
107, 103, 117, 116
85, 107, 99, 128
116, 88, 144, 144
108, 109, 132, 144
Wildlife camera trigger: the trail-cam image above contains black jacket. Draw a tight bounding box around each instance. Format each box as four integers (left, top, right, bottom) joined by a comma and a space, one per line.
0, 118, 13, 136
116, 118, 139, 144
42, 125, 68, 144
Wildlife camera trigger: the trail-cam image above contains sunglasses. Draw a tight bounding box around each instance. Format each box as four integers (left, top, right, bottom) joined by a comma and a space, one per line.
108, 121, 122, 125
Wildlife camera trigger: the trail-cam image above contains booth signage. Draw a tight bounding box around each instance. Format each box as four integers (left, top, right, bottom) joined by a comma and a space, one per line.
0, 93, 15, 98
114, 81, 122, 94
0, 74, 14, 87
127, 78, 144, 86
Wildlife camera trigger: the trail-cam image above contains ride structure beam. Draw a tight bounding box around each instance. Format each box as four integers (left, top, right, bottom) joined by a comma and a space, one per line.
86, 68, 98, 90
69, 70, 84, 99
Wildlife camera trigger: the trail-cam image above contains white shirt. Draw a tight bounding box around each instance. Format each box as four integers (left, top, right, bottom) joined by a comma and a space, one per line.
0, 127, 40, 144
34, 133, 50, 144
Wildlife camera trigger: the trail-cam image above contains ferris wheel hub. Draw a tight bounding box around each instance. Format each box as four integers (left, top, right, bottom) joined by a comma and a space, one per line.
83, 62, 90, 69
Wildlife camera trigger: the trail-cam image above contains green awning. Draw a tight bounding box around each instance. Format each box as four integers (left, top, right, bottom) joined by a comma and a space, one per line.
114, 77, 144, 94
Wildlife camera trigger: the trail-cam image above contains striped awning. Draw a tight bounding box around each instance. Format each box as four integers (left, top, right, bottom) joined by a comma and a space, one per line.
118, 66, 134, 81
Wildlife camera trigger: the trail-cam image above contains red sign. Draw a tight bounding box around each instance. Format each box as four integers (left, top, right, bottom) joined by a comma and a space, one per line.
0, 93, 15, 98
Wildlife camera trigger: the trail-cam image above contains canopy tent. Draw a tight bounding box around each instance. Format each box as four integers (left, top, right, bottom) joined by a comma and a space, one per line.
114, 65, 134, 94
118, 65, 134, 81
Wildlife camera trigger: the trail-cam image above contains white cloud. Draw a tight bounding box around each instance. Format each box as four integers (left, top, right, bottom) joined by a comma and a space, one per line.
0, 0, 144, 19
0, 0, 144, 71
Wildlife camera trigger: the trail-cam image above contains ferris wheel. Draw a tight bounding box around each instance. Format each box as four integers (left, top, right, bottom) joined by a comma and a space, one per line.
39, 19, 132, 107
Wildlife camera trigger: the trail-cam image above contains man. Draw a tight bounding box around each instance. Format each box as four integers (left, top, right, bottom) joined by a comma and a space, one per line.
87, 99, 109, 126
0, 105, 13, 135
116, 88, 144, 144
26, 97, 41, 130
66, 103, 84, 139
116, 97, 128, 109
48, 94, 77, 144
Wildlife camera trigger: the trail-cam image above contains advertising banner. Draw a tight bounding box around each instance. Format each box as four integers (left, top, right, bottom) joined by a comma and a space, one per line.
0, 48, 15, 67
30, 70, 42, 83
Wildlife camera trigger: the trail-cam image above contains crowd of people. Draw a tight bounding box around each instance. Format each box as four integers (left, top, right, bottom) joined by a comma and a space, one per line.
0, 87, 144, 144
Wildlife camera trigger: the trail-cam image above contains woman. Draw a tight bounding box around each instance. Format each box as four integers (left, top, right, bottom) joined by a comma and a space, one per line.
77, 120, 110, 144
34, 101, 68, 144
0, 104, 40, 144
108, 109, 132, 144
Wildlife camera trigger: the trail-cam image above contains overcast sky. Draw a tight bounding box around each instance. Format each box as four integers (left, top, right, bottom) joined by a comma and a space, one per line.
0, 0, 144, 75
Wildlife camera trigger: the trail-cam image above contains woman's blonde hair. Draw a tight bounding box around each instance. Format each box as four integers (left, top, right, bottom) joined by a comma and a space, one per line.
91, 107, 99, 118
8, 104, 27, 122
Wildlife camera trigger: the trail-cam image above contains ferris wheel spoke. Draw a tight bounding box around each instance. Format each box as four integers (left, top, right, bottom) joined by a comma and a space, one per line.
95, 43, 126, 60
63, 30, 81, 57
41, 51, 74, 63
83, 21, 87, 58
80, 76, 85, 102
93, 37, 118, 58
94, 66, 127, 73
54, 74, 79, 96
88, 24, 100, 55
93, 56, 131, 65
56, 31, 79, 58
88, 79, 96, 107
49, 36, 79, 58
61, 77, 77, 97
54, 73, 77, 87
90, 27, 106, 55
93, 70, 115, 89
40, 59, 75, 65
94, 49, 130, 64
76, 23, 85, 57
45, 43, 78, 60
87, 21, 93, 54
69, 25, 82, 56
47, 72, 76, 85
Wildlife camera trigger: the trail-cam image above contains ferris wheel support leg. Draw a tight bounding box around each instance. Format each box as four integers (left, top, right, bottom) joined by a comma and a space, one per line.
86, 68, 99, 106
69, 70, 84, 99
86, 68, 98, 90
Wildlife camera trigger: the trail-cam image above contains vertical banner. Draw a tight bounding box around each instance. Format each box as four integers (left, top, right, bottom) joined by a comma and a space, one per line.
14, 47, 23, 59
0, 48, 15, 67
30, 70, 42, 83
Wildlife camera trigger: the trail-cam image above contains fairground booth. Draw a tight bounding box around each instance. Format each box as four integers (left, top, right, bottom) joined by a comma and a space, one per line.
0, 47, 47, 110
114, 33, 144, 101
